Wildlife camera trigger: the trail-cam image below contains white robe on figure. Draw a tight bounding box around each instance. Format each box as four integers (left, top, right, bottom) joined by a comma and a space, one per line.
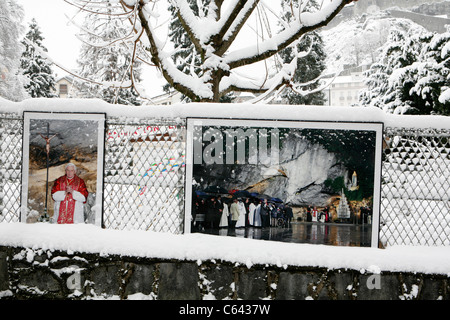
52, 190, 86, 224
253, 204, 262, 227
248, 203, 256, 226
219, 203, 229, 227
312, 208, 318, 222
235, 201, 246, 228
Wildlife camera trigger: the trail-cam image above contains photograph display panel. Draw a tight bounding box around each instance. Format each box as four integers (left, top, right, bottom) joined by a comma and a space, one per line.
185, 118, 383, 248
21, 112, 105, 226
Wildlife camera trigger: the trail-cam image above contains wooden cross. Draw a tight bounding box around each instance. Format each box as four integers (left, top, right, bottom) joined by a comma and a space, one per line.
37, 123, 60, 221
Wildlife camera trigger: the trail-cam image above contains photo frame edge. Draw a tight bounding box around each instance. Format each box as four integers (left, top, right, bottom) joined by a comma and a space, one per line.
20, 111, 106, 227
184, 117, 385, 249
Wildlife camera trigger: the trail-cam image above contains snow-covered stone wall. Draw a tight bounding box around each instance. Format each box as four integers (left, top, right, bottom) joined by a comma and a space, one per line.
1, 242, 448, 300
1, 223, 450, 300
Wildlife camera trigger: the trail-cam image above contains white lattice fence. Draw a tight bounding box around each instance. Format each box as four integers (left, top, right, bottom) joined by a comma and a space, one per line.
380, 127, 450, 246
1, 110, 449, 246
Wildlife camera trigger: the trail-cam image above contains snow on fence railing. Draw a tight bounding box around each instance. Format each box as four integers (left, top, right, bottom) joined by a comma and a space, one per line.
1, 98, 449, 246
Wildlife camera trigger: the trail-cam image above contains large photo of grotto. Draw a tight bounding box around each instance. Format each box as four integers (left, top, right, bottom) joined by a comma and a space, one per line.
185, 118, 383, 248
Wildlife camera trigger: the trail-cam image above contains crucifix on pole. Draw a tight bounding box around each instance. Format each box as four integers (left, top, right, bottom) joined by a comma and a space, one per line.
37, 122, 59, 221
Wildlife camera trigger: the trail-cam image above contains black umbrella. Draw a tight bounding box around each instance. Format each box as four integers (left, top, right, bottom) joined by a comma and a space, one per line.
233, 190, 251, 198
203, 185, 229, 194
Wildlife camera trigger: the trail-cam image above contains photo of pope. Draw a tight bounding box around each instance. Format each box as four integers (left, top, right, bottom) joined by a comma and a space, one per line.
51, 163, 89, 224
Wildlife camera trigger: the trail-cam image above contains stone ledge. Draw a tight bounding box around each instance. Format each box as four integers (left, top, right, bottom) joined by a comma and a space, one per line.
0, 246, 448, 300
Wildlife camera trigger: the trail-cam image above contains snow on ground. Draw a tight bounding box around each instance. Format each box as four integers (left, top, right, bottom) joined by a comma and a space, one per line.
1, 222, 449, 276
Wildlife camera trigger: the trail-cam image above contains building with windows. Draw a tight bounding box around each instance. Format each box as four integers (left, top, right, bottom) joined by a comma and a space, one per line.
324, 66, 369, 107
54, 76, 79, 98
149, 91, 182, 105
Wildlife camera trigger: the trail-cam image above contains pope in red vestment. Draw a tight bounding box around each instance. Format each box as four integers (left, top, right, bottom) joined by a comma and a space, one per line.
51, 163, 89, 224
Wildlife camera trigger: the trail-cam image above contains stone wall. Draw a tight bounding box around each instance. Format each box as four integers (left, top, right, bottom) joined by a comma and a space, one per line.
388, 10, 450, 33
0, 245, 448, 300
327, 0, 450, 31
353, 0, 447, 15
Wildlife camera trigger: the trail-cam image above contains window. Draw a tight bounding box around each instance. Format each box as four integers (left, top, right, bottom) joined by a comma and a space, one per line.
59, 84, 68, 95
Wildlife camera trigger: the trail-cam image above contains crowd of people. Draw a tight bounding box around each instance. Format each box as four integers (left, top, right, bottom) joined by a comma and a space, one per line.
191, 193, 373, 232
305, 206, 331, 223
191, 195, 294, 232
304, 205, 373, 224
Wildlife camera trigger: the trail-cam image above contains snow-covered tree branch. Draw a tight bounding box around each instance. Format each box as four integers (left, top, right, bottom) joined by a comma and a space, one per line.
66, 0, 357, 103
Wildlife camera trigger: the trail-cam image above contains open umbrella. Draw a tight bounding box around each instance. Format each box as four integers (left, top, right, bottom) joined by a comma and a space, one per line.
233, 190, 251, 198
195, 190, 208, 198
270, 197, 283, 203
203, 185, 229, 194
256, 194, 272, 200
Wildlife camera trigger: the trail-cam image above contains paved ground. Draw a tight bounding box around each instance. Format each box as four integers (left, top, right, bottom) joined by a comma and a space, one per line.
196, 222, 373, 247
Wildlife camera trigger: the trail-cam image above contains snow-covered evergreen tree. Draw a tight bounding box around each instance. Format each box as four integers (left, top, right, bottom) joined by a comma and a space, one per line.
279, 0, 327, 105
408, 32, 450, 115
0, 0, 28, 101
20, 18, 57, 98
360, 26, 449, 115
74, 5, 143, 105
166, 1, 204, 80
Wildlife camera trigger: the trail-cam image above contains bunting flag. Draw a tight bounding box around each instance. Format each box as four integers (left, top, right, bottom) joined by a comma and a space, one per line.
136, 154, 185, 195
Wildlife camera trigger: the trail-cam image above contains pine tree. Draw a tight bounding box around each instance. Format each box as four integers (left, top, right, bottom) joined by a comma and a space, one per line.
279, 32, 327, 105
360, 26, 449, 115
0, 0, 28, 101
75, 6, 143, 105
408, 32, 450, 115
359, 29, 413, 111
20, 18, 57, 98
279, 0, 327, 105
